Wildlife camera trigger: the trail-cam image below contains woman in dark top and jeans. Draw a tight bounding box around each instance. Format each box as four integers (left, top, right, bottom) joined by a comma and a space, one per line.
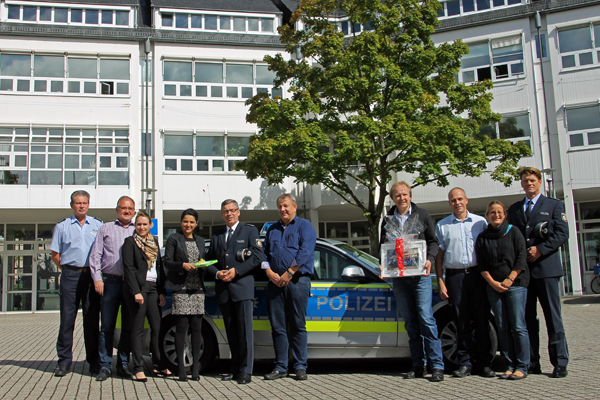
476, 201, 530, 380
163, 209, 206, 381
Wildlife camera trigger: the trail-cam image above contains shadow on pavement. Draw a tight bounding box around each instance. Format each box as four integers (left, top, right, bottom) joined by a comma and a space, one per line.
563, 295, 600, 305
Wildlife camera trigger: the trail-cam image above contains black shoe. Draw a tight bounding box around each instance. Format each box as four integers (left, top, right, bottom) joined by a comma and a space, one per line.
191, 375, 200, 381
294, 369, 307, 381
405, 366, 425, 379
452, 366, 471, 378
236, 373, 252, 384
117, 365, 132, 379
528, 364, 542, 374
264, 369, 287, 380
89, 363, 101, 374
431, 369, 444, 382
508, 372, 527, 380
222, 373, 235, 381
54, 364, 70, 377
96, 368, 110, 382
552, 366, 568, 378
480, 366, 495, 378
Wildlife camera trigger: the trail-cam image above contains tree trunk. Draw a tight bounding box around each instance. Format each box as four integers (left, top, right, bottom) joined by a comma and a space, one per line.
368, 217, 382, 258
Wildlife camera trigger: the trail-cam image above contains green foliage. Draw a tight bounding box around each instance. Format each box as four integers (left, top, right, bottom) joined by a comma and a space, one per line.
240, 0, 530, 253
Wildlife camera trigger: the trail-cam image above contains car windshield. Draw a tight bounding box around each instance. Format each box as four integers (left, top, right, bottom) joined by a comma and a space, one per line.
333, 243, 379, 271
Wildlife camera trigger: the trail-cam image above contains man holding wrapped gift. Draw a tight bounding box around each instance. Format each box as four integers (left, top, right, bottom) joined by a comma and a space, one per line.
379, 182, 444, 382
435, 188, 494, 378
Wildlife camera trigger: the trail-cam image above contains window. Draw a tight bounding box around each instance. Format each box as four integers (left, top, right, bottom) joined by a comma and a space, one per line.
460, 36, 524, 83
534, 34, 548, 59
0, 127, 129, 186
163, 61, 281, 100
479, 113, 532, 149
164, 133, 251, 172
566, 106, 600, 148
3, 5, 131, 27
313, 249, 353, 281
0, 53, 129, 96
158, 12, 276, 33
558, 24, 600, 69
437, 0, 523, 19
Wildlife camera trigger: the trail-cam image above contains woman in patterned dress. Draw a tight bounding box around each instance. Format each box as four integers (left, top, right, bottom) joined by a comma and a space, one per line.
164, 209, 206, 381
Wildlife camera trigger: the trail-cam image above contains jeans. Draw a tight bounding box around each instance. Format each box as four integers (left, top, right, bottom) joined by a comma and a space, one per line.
487, 285, 530, 374
57, 267, 100, 367
98, 275, 130, 371
392, 276, 444, 370
267, 275, 311, 372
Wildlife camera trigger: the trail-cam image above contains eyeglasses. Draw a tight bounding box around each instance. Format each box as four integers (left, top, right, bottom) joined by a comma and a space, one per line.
221, 209, 239, 215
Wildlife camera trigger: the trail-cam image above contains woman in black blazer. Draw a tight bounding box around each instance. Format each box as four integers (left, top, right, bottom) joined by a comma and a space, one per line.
163, 209, 206, 381
123, 211, 170, 382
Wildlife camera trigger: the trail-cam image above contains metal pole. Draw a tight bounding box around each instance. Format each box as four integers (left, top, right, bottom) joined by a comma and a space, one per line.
144, 38, 151, 215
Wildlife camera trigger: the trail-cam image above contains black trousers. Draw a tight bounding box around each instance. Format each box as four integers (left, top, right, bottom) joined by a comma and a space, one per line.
526, 276, 569, 368
220, 299, 254, 375
445, 269, 493, 368
57, 267, 100, 367
125, 281, 164, 373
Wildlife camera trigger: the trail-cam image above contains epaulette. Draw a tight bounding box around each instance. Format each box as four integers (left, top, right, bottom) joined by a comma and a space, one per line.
93, 217, 103, 223
245, 223, 256, 227
57, 217, 68, 224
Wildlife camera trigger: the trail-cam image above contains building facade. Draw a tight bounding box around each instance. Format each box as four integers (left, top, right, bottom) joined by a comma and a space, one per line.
0, 0, 599, 312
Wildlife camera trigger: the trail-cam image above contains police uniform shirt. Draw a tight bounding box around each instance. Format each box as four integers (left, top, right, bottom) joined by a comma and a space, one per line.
50, 215, 103, 268
523, 193, 542, 214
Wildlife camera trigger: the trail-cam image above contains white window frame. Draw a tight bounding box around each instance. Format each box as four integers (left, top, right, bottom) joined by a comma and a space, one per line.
1, 2, 133, 27
565, 104, 600, 149
459, 35, 525, 83
557, 23, 600, 70
161, 59, 282, 100
156, 9, 277, 34
0, 52, 131, 97
162, 131, 252, 174
437, 0, 527, 20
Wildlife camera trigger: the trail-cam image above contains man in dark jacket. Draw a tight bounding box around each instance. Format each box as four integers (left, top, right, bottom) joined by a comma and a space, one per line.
380, 182, 444, 382
508, 167, 569, 378
206, 199, 264, 384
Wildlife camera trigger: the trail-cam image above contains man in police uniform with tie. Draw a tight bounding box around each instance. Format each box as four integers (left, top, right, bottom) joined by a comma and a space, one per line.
206, 199, 264, 384
508, 167, 569, 378
51, 190, 104, 377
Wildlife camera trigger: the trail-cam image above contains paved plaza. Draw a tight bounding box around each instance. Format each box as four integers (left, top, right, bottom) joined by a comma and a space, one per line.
0, 295, 598, 400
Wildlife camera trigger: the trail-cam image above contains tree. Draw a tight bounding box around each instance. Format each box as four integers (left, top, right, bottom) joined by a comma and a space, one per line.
240, 0, 531, 255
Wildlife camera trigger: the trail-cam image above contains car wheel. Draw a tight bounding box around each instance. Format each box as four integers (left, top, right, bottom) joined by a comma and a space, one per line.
159, 314, 217, 373
435, 308, 498, 370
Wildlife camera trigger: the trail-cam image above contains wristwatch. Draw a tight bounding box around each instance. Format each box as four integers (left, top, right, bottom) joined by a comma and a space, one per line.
287, 269, 294, 278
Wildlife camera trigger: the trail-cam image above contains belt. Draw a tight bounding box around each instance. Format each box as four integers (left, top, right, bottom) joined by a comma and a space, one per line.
61, 265, 90, 272
446, 266, 478, 274
103, 273, 123, 280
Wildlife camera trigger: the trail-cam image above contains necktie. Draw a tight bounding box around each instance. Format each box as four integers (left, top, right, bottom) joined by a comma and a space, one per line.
525, 200, 533, 220
226, 228, 232, 243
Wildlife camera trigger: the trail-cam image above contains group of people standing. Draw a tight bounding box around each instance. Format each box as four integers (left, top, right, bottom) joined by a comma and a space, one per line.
380, 166, 569, 382
50, 190, 317, 384
49, 165, 569, 383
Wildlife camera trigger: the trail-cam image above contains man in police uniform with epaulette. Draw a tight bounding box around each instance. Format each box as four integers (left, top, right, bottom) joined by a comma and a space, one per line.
51, 190, 104, 377
508, 167, 570, 378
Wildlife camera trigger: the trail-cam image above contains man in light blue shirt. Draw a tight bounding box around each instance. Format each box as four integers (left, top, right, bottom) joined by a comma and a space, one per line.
435, 188, 493, 378
50, 190, 103, 377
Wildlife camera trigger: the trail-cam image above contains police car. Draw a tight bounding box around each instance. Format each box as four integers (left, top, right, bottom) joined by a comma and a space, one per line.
155, 237, 498, 373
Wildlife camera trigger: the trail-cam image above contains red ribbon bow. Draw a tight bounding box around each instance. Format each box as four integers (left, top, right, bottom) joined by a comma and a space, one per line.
395, 238, 405, 277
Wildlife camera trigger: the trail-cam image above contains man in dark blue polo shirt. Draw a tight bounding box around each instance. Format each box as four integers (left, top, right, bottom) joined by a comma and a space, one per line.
263, 194, 316, 381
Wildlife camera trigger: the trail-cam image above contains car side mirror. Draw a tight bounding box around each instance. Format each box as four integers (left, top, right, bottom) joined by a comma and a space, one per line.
341, 266, 366, 282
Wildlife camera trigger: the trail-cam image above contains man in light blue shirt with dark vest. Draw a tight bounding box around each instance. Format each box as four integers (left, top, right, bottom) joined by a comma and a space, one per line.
435, 188, 493, 378
51, 190, 103, 377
